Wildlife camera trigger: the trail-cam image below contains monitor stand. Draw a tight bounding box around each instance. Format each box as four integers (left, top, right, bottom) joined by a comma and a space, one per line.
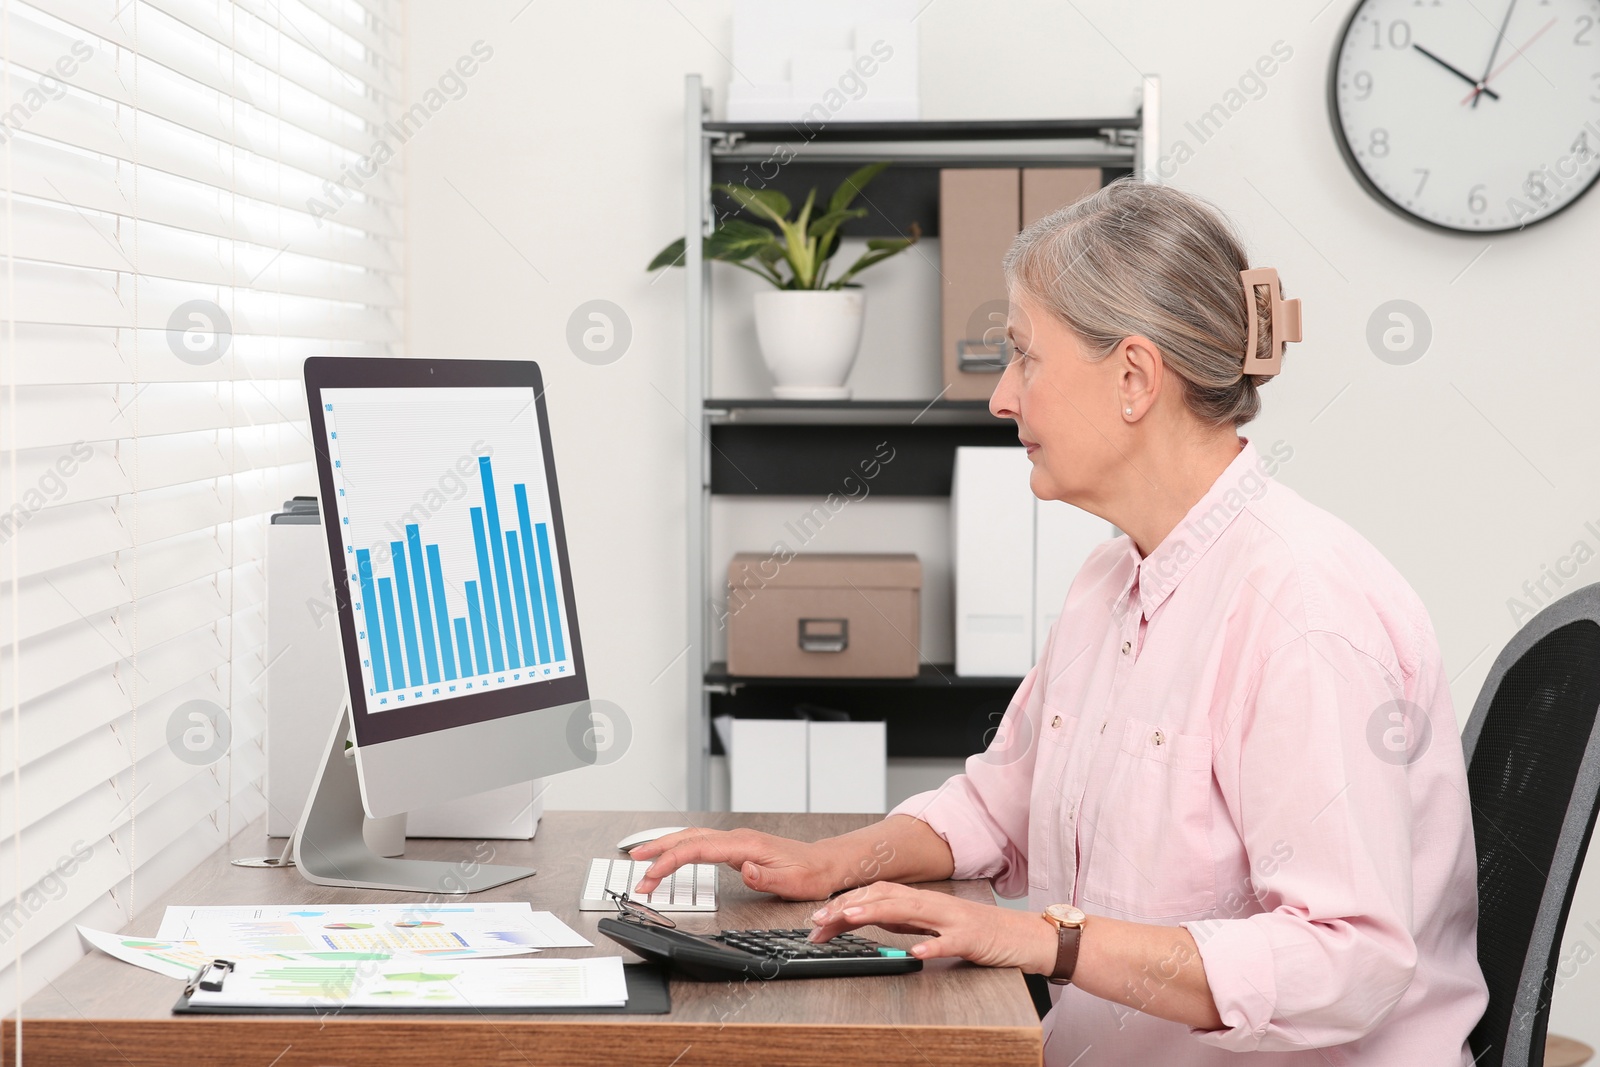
294, 704, 537, 893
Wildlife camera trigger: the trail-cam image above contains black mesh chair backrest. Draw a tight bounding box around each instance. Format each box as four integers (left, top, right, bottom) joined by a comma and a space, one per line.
1462, 584, 1600, 1067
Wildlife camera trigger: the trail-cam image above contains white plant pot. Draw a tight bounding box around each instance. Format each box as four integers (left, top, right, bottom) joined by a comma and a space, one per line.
752, 288, 866, 400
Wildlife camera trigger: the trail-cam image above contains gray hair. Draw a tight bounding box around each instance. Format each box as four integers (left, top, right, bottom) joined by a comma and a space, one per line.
1001, 179, 1279, 427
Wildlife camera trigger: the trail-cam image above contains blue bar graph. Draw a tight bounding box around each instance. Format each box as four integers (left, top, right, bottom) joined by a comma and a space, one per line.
348, 455, 569, 698
469, 507, 505, 672
536, 522, 566, 660
479, 457, 522, 670
355, 549, 389, 692
390, 540, 424, 687
427, 544, 456, 681
377, 577, 406, 687
506, 531, 537, 665
465, 580, 490, 676
514, 483, 551, 663
406, 525, 441, 684
453, 617, 472, 676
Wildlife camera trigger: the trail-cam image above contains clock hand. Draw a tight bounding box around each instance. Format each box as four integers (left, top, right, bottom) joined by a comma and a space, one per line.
1412, 44, 1501, 100
1469, 0, 1519, 108
1457, 15, 1559, 106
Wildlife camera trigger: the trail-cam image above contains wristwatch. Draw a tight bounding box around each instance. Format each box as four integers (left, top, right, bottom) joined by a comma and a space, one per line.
1042, 903, 1088, 985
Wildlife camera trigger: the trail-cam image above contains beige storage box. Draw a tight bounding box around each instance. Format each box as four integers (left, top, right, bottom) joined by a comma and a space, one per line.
725, 553, 922, 678
939, 167, 1101, 400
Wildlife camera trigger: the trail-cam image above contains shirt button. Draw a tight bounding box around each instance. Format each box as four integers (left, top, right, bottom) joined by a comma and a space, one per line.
1051, 715, 1062, 729
1121, 640, 1131, 655
1153, 729, 1165, 746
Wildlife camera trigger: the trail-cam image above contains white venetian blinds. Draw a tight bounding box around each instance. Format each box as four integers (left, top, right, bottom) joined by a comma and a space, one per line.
0, 0, 404, 1001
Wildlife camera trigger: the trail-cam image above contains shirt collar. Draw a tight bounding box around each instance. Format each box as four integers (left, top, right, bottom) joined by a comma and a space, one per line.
1114, 437, 1274, 622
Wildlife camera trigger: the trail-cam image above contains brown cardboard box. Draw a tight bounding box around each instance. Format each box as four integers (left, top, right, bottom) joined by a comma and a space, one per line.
1021, 167, 1102, 228
939, 169, 1018, 401
725, 552, 922, 678
939, 167, 1101, 401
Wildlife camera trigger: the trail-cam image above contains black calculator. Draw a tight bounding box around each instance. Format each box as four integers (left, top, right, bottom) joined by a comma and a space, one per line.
598, 918, 924, 980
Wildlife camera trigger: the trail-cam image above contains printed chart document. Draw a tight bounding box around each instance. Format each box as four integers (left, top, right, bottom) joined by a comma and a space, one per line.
183, 956, 628, 1011
77, 927, 395, 982
155, 903, 590, 958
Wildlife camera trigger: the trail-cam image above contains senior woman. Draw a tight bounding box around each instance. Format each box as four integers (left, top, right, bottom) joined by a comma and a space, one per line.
633, 180, 1488, 1065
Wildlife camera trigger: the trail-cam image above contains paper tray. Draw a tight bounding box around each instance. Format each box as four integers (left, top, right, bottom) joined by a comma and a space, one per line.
172, 962, 669, 1015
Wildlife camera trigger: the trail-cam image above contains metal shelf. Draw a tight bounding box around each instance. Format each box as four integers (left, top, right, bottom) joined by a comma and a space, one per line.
706, 397, 993, 411
703, 117, 1139, 144
710, 421, 1019, 496
680, 74, 1159, 806
706, 662, 1022, 689
705, 663, 1025, 761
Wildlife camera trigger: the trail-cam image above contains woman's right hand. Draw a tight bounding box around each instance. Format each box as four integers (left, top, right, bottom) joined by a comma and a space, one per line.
628, 828, 839, 901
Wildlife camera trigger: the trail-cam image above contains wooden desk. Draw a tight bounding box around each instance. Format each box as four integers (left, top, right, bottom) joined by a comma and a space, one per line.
10, 812, 1042, 1066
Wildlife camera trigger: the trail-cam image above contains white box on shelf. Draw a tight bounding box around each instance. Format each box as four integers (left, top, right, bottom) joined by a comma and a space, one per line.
729, 719, 810, 813
725, 0, 919, 122
808, 720, 887, 814
1034, 499, 1113, 658
953, 447, 1036, 677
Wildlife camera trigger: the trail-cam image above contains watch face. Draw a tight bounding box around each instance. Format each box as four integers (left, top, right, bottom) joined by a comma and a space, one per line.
1045, 904, 1087, 927
1329, 0, 1600, 232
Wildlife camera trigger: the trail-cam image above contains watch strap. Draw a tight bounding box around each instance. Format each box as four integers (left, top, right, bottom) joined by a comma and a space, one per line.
1047, 920, 1082, 985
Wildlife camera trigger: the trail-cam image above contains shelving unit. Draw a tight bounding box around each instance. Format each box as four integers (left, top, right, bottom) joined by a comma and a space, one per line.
680, 74, 1160, 808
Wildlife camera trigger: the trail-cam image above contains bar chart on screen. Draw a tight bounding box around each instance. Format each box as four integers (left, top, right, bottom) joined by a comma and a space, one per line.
320, 386, 573, 709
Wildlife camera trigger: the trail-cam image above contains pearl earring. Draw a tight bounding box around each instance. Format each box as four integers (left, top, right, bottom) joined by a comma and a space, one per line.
1124, 407, 1133, 416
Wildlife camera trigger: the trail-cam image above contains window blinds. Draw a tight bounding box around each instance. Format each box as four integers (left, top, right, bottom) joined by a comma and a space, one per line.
0, 0, 405, 1004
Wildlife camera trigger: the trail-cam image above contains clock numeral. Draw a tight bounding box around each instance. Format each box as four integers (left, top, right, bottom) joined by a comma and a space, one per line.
1467, 184, 1487, 215
1371, 19, 1412, 49
1525, 170, 1552, 202
1576, 15, 1594, 45
1369, 128, 1390, 157
1413, 169, 1429, 196
1352, 71, 1374, 100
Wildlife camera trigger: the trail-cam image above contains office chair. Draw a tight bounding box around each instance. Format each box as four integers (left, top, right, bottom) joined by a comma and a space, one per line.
1462, 582, 1600, 1067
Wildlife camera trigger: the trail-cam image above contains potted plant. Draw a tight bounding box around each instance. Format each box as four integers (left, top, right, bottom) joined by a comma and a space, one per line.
648, 162, 920, 399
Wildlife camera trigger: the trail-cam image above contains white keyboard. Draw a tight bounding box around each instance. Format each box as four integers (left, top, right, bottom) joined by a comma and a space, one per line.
578, 857, 718, 912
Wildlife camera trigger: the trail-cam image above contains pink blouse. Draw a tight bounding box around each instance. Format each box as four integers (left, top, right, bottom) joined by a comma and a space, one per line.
892, 438, 1488, 1066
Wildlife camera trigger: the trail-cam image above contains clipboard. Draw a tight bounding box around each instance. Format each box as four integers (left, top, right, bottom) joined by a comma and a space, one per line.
172, 958, 670, 1015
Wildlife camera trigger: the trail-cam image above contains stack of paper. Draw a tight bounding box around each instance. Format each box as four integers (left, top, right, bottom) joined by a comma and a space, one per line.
80, 902, 592, 982
184, 956, 628, 1011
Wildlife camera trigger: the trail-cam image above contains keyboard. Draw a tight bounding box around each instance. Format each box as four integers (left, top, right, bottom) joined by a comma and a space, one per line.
597, 919, 922, 980
578, 857, 718, 912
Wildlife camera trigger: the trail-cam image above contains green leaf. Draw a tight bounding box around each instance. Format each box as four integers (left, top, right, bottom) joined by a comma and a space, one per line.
714, 183, 791, 226
795, 187, 817, 235
830, 221, 921, 287
706, 219, 781, 261
828, 161, 890, 215
647, 236, 687, 271
806, 207, 868, 240
866, 219, 922, 252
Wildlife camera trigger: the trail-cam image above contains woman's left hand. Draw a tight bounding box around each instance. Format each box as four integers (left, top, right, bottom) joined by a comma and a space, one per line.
807, 881, 1055, 972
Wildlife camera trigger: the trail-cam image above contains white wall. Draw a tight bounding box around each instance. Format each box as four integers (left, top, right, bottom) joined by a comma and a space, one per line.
404, 0, 1600, 1047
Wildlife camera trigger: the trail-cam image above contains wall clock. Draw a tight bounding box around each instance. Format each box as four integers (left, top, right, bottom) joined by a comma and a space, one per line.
1330, 0, 1600, 233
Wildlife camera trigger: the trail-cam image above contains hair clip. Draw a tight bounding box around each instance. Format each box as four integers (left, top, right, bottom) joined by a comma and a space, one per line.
1239, 267, 1302, 377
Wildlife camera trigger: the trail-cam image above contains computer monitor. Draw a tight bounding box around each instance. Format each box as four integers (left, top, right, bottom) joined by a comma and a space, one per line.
296, 356, 597, 892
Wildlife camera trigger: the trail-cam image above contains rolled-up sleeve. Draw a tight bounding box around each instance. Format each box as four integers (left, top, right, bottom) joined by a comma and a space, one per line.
889, 659, 1046, 898
1181, 629, 1421, 1053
